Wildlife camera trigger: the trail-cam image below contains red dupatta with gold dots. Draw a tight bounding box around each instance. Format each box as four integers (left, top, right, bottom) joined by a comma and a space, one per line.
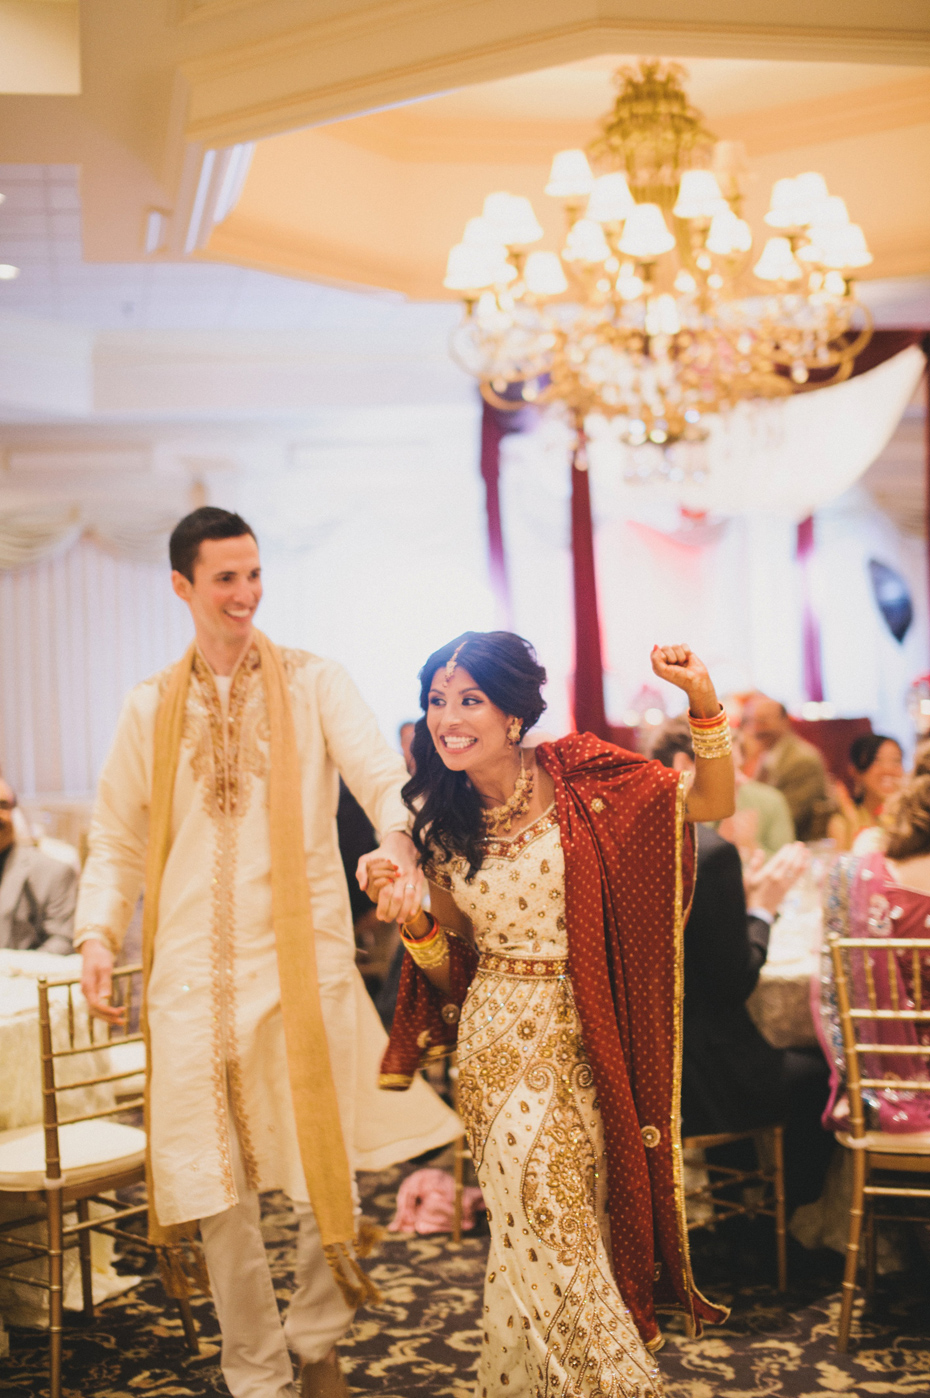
380, 732, 727, 1347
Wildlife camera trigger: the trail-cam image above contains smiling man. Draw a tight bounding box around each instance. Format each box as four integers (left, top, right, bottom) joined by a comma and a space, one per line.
75, 507, 459, 1398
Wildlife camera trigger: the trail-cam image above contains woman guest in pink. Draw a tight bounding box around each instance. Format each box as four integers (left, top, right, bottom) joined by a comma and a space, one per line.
820, 745, 930, 1135
368, 632, 735, 1396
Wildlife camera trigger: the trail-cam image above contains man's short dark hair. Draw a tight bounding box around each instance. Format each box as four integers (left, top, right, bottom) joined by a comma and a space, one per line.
169, 507, 257, 582
651, 720, 694, 769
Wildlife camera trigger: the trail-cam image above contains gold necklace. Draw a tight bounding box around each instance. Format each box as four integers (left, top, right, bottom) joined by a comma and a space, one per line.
481, 751, 534, 836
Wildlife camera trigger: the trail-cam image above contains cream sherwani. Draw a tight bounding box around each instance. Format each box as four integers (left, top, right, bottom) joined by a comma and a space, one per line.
76, 643, 459, 1229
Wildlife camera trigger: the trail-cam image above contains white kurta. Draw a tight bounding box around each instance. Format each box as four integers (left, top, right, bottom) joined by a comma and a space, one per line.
75, 643, 460, 1227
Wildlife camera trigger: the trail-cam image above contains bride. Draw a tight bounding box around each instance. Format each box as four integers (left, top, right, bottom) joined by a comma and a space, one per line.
366, 631, 734, 1396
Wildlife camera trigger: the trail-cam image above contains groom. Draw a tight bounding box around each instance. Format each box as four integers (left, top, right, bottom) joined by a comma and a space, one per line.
77, 507, 459, 1398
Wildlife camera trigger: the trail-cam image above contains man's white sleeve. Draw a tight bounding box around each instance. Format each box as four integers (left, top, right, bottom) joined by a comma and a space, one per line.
316, 661, 410, 840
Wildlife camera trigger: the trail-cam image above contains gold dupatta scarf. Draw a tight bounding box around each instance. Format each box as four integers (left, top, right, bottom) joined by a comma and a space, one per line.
141, 630, 377, 1306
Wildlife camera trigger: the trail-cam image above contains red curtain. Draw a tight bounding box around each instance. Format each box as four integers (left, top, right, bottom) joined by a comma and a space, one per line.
796, 515, 824, 704
479, 401, 522, 628
570, 433, 609, 737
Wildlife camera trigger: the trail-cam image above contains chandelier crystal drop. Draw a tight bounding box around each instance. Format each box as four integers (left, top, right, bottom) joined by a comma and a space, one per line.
444, 61, 873, 448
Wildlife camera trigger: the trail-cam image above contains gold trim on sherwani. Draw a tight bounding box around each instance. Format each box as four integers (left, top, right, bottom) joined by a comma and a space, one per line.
142, 632, 376, 1307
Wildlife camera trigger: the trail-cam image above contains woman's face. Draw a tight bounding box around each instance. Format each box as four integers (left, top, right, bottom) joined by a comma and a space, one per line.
426, 666, 514, 773
860, 741, 904, 805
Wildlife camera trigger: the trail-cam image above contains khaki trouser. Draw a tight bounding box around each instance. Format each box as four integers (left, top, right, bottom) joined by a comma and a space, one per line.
199, 1105, 354, 1398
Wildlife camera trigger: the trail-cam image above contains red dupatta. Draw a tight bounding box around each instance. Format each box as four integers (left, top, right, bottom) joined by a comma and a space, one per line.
380, 732, 727, 1346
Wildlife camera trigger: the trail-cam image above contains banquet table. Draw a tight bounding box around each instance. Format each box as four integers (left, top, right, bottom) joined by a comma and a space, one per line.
746, 900, 821, 1050
0, 949, 139, 1345
745, 851, 830, 1050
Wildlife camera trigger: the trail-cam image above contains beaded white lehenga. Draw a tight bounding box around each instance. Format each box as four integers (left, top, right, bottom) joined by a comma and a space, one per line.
432, 806, 664, 1398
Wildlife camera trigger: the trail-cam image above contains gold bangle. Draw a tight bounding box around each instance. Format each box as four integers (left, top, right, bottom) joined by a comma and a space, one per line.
401, 922, 449, 970
689, 718, 732, 760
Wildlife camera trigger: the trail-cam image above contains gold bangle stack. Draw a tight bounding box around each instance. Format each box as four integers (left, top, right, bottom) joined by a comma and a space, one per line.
688, 707, 732, 760
400, 913, 450, 970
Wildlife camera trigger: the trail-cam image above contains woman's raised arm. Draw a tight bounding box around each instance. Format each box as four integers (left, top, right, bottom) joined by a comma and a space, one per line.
650, 644, 736, 823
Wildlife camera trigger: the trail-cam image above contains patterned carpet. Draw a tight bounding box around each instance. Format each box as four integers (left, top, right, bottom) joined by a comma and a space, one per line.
2, 1160, 929, 1398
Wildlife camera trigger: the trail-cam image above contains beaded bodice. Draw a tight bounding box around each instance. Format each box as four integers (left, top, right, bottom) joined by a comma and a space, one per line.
432, 806, 566, 959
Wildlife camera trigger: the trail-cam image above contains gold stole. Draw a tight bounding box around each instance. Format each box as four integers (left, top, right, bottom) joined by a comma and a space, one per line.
142, 630, 377, 1306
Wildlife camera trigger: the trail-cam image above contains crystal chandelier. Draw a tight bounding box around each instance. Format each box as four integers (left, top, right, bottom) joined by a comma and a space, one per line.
445, 62, 874, 447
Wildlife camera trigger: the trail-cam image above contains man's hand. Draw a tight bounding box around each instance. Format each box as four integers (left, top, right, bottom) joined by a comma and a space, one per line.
357, 830, 424, 925
80, 939, 126, 1024
744, 842, 809, 917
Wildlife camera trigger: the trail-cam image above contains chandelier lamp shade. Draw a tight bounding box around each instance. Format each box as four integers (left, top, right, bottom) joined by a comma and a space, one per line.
444, 62, 874, 446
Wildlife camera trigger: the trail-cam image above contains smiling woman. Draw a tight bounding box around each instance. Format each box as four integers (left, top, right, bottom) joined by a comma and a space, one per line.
373, 628, 735, 1393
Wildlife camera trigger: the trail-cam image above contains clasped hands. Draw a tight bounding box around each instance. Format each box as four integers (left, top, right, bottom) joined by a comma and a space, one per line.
356, 830, 424, 925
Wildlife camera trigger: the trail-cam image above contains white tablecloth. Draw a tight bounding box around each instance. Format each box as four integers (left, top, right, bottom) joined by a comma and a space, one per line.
0, 950, 139, 1339
746, 857, 827, 1051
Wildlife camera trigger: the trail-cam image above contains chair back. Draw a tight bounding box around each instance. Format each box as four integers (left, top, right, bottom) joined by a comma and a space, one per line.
830, 936, 930, 1138
36, 964, 144, 1181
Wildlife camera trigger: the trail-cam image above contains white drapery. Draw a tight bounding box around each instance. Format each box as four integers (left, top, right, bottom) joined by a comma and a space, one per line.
0, 541, 191, 796
585, 346, 926, 519
0, 505, 178, 571
0, 404, 493, 799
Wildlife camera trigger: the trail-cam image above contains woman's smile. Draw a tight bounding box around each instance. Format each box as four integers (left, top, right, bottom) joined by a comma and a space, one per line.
440, 734, 478, 754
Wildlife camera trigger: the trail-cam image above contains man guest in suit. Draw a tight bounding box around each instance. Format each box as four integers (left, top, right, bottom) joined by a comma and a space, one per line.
653, 722, 833, 1210
742, 693, 834, 841
0, 778, 76, 954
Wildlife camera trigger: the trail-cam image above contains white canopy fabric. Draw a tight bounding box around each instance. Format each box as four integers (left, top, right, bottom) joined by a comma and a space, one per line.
585, 345, 926, 521
0, 505, 179, 571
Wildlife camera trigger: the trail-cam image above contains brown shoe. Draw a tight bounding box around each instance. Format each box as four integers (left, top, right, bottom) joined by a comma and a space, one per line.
300, 1353, 350, 1398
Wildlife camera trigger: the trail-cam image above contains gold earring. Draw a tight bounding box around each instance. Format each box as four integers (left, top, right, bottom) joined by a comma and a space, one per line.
507, 718, 522, 745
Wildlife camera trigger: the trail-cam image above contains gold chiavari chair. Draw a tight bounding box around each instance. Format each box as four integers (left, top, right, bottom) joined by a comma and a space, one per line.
0, 964, 200, 1398
682, 1125, 787, 1291
830, 934, 930, 1350
448, 1055, 470, 1245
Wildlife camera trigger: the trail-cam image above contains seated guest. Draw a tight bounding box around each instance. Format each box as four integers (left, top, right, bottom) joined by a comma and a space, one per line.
653, 724, 833, 1209
0, 779, 77, 954
742, 693, 834, 841
722, 728, 795, 861
819, 743, 930, 1134
827, 733, 904, 852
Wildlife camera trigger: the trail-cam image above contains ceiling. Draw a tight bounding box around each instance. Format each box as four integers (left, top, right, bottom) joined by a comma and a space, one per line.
0, 2, 924, 459
0, 164, 417, 331
208, 52, 930, 297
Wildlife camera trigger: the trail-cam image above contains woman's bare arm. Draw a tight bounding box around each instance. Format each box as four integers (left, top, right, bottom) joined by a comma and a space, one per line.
650, 644, 736, 823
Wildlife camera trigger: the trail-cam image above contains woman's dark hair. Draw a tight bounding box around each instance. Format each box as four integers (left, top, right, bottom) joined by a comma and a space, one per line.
848, 733, 901, 803
883, 740, 930, 859
169, 507, 256, 582
403, 631, 547, 881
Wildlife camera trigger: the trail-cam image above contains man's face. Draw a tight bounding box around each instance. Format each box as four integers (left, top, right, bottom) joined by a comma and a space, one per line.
745, 699, 787, 749
172, 534, 262, 650
0, 780, 16, 853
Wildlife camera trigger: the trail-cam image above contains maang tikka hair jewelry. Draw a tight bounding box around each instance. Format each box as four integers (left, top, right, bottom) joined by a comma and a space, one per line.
444, 643, 466, 685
